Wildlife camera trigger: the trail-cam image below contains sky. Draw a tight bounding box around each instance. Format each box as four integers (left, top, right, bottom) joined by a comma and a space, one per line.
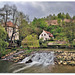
0, 1, 75, 21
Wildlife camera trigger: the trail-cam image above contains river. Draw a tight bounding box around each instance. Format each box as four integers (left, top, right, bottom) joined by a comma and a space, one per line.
0, 50, 75, 73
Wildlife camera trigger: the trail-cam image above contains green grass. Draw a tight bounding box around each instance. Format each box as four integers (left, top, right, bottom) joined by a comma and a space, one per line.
32, 48, 75, 52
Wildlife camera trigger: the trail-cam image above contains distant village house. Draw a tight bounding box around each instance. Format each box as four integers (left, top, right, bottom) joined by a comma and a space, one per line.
39, 30, 54, 41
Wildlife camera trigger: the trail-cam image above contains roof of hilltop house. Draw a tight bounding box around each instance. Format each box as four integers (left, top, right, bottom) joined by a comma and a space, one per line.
64, 19, 71, 23
3, 21, 16, 27
44, 30, 53, 37
46, 20, 58, 25
72, 20, 75, 23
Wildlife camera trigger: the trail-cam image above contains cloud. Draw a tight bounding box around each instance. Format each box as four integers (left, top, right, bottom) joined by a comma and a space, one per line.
0, 1, 75, 21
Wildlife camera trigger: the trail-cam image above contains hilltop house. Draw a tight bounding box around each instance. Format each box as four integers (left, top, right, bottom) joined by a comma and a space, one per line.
39, 30, 54, 41
46, 20, 58, 26
2, 21, 19, 41
46, 19, 75, 26
64, 19, 71, 23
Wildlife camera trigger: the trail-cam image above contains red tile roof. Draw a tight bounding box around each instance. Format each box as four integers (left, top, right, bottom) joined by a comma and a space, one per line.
3, 21, 15, 27
6, 21, 15, 27
44, 30, 53, 37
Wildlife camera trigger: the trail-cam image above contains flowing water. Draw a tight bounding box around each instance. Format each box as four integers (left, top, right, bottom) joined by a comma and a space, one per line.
0, 51, 55, 73
20, 52, 54, 65
13, 51, 55, 73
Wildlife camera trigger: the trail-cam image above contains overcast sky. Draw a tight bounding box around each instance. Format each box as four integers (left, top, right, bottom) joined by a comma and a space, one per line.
0, 1, 75, 21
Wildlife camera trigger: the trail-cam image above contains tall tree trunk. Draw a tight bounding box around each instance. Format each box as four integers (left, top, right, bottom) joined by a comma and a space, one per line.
5, 11, 8, 42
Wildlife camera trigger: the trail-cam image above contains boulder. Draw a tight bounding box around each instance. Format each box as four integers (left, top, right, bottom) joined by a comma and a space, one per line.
63, 61, 67, 65
1, 56, 5, 59
73, 57, 75, 61
69, 61, 75, 66
26, 59, 32, 63
58, 61, 62, 65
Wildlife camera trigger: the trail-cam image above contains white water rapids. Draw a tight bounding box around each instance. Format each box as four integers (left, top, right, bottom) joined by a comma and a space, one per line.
13, 51, 55, 73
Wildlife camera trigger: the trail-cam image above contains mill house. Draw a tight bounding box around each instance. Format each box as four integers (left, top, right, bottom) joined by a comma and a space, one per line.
2, 21, 19, 41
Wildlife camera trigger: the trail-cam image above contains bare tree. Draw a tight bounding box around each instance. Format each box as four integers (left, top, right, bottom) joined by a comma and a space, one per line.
0, 4, 12, 31
10, 5, 19, 44
0, 4, 12, 41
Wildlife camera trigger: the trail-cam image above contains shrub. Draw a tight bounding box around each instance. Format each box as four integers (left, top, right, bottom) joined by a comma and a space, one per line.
21, 34, 40, 48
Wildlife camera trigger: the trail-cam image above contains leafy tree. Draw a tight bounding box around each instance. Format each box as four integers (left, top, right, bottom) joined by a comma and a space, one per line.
32, 18, 48, 30
47, 25, 63, 39
32, 18, 48, 28
19, 20, 33, 41
57, 13, 66, 20
62, 21, 66, 27
47, 14, 52, 20
57, 18, 62, 26
46, 14, 58, 20
52, 14, 58, 20
45, 12, 72, 21
64, 22, 75, 43
39, 38, 44, 45
0, 25, 8, 57
61, 13, 66, 20
31, 18, 48, 36
57, 13, 62, 19
72, 16, 75, 20
21, 34, 39, 48
31, 26, 42, 36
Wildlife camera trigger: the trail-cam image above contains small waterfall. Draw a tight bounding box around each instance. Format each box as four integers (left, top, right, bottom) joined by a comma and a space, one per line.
13, 51, 54, 73
19, 51, 54, 66
31, 51, 54, 66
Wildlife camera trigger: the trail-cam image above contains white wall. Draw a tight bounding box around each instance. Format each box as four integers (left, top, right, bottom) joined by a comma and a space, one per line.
39, 30, 50, 41
7, 26, 19, 40
7, 27, 13, 38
